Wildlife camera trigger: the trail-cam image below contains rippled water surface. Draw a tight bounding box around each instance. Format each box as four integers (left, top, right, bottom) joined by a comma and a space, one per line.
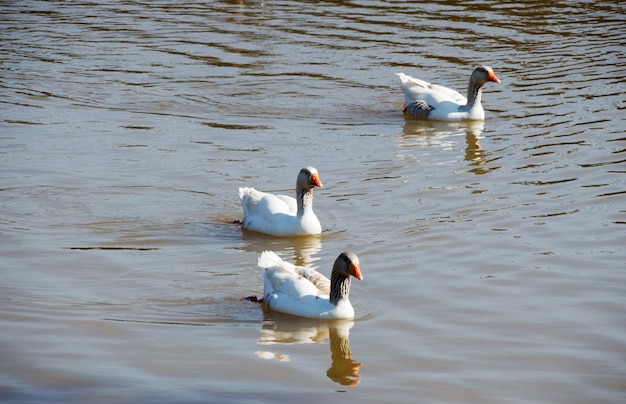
2, 1, 625, 402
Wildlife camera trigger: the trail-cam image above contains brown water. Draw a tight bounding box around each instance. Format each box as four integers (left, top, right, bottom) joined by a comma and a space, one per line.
2, 1, 625, 402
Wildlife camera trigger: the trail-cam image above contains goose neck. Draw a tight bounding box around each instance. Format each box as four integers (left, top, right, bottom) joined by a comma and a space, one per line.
464, 79, 485, 111
329, 271, 351, 305
296, 186, 314, 217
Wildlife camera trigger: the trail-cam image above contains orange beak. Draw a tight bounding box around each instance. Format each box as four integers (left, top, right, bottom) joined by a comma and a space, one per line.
350, 261, 363, 281
311, 173, 323, 188
489, 71, 501, 84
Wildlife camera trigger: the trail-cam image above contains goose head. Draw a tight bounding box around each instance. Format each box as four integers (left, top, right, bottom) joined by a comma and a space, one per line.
298, 166, 324, 190
463, 66, 501, 115
333, 251, 363, 281
472, 65, 501, 85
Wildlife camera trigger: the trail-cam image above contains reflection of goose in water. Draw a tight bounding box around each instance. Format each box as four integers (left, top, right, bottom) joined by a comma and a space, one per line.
462, 124, 491, 175
255, 314, 362, 386
398, 120, 489, 174
400, 119, 484, 147
326, 321, 362, 386
238, 232, 323, 268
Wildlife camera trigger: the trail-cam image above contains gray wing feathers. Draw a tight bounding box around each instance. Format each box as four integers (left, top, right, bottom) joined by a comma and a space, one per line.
296, 266, 331, 296
404, 100, 435, 118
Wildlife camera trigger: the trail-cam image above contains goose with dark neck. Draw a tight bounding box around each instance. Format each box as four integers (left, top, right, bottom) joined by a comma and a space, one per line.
239, 167, 323, 236
396, 66, 500, 121
257, 251, 363, 319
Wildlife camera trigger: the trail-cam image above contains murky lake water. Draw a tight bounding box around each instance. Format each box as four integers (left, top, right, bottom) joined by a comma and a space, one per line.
2, 1, 625, 402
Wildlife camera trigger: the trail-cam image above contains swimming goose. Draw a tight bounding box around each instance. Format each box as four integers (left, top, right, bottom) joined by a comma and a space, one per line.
258, 250, 363, 319
239, 167, 323, 236
396, 66, 500, 121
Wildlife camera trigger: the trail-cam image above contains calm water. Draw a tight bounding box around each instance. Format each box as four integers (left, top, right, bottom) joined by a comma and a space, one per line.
2, 0, 625, 402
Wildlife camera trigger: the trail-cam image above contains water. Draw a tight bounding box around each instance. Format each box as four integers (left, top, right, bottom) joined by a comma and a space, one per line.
2, 1, 625, 402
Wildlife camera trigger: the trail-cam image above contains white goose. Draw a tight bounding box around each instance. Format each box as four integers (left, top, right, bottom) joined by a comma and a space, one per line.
258, 250, 363, 319
239, 167, 323, 236
396, 66, 500, 121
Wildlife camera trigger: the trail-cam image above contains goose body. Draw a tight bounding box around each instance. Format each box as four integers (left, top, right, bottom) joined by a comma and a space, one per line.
239, 167, 323, 236
258, 251, 363, 319
397, 66, 500, 121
